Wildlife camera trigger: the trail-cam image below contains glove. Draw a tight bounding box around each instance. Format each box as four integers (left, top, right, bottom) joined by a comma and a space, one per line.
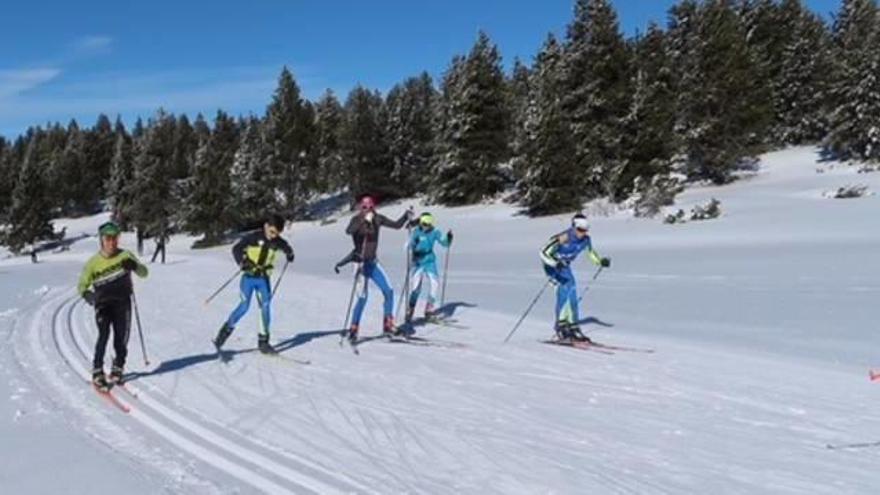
83, 291, 96, 306
121, 258, 138, 272
286, 252, 295, 263
405, 207, 415, 220
241, 258, 256, 271
334, 264, 341, 274
446, 230, 454, 244
555, 259, 569, 270
601, 257, 611, 268
364, 211, 375, 224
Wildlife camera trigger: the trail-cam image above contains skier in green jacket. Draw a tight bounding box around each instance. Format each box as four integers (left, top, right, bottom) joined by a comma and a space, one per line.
77, 221, 148, 390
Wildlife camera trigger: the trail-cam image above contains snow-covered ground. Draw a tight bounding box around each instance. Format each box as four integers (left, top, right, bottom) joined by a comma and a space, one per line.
2, 146, 879, 494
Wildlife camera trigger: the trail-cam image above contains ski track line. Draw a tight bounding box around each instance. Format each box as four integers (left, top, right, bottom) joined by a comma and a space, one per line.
72, 297, 374, 495
29, 290, 214, 493
52, 290, 366, 495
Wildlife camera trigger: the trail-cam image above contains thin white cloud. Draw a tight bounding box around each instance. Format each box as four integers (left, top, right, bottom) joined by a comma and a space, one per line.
0, 68, 62, 99
74, 35, 113, 53
0, 64, 327, 136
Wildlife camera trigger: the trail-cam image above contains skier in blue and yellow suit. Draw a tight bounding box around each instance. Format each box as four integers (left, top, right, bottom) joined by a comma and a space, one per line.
214, 214, 294, 354
539, 213, 610, 342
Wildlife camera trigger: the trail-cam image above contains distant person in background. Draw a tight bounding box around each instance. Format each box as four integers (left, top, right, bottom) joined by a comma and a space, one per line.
539, 213, 610, 343
29, 249, 38, 264
77, 221, 149, 390
151, 230, 168, 264
136, 228, 145, 256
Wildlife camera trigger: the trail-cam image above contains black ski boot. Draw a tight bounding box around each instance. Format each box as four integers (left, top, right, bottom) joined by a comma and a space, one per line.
108, 365, 124, 385
258, 335, 277, 355
554, 321, 573, 342
348, 324, 359, 344
213, 323, 232, 350
568, 325, 593, 344
92, 369, 110, 391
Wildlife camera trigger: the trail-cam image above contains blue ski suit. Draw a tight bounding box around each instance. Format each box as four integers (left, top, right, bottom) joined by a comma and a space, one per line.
539, 228, 603, 325
407, 226, 451, 309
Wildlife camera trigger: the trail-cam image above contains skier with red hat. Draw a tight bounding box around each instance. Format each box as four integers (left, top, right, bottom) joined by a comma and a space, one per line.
343, 195, 413, 343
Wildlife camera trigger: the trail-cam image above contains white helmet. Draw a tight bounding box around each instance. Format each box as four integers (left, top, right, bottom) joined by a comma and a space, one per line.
572, 213, 589, 231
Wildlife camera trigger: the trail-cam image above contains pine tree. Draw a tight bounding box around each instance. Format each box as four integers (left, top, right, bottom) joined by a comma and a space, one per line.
433, 31, 511, 205
314, 90, 346, 193
171, 114, 197, 180
4, 131, 54, 252
264, 67, 317, 218
341, 85, 392, 200
0, 137, 13, 216
84, 114, 116, 204
621, 23, 676, 189
58, 120, 90, 214
107, 118, 134, 227
672, 0, 766, 184
517, 34, 582, 216
737, 0, 785, 143
776, 1, 833, 144
185, 111, 238, 240
231, 117, 276, 228
562, 0, 632, 199
129, 110, 177, 237
509, 57, 533, 177
386, 72, 437, 197
826, 0, 880, 159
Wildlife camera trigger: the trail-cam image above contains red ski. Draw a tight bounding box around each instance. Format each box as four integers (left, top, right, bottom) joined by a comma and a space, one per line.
93, 385, 131, 413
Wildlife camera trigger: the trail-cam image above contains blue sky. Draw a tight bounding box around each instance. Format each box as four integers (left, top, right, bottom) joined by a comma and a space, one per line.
0, 0, 840, 138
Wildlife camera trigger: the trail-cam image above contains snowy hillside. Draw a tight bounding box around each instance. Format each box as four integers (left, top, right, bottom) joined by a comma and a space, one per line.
2, 146, 879, 494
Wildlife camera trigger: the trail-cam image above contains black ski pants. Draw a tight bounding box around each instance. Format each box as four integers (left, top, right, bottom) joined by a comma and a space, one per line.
92, 298, 132, 371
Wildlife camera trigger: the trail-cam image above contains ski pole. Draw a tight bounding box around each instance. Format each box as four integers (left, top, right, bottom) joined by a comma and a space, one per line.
204, 269, 241, 305
440, 242, 451, 308
503, 279, 552, 343
340, 238, 370, 345
271, 260, 290, 298
131, 292, 150, 366
577, 266, 604, 304
395, 223, 414, 323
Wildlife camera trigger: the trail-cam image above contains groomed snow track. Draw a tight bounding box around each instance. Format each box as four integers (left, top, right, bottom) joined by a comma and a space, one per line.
15, 288, 370, 495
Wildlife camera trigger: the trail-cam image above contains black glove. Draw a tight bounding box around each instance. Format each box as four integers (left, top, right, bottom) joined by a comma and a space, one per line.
241, 258, 256, 271
447, 230, 454, 244
286, 252, 295, 263
601, 257, 611, 268
334, 264, 341, 274
555, 259, 569, 270
121, 258, 138, 272
83, 291, 96, 306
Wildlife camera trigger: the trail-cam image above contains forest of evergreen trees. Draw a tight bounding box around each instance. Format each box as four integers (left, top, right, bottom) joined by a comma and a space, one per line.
1, 0, 877, 252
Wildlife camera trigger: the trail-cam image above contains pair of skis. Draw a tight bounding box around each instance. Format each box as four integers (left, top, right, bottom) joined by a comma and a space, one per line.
541, 338, 655, 355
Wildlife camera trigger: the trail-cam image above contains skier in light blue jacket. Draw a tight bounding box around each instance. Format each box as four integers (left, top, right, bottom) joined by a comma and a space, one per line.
406, 213, 452, 322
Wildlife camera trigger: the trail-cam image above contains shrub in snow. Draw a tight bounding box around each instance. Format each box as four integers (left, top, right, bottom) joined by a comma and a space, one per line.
690, 198, 722, 221
857, 164, 879, 174
664, 209, 686, 224
826, 185, 870, 199
633, 175, 684, 218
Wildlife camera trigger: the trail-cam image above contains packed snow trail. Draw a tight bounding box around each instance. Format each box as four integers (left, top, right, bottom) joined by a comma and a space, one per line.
2, 146, 880, 493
